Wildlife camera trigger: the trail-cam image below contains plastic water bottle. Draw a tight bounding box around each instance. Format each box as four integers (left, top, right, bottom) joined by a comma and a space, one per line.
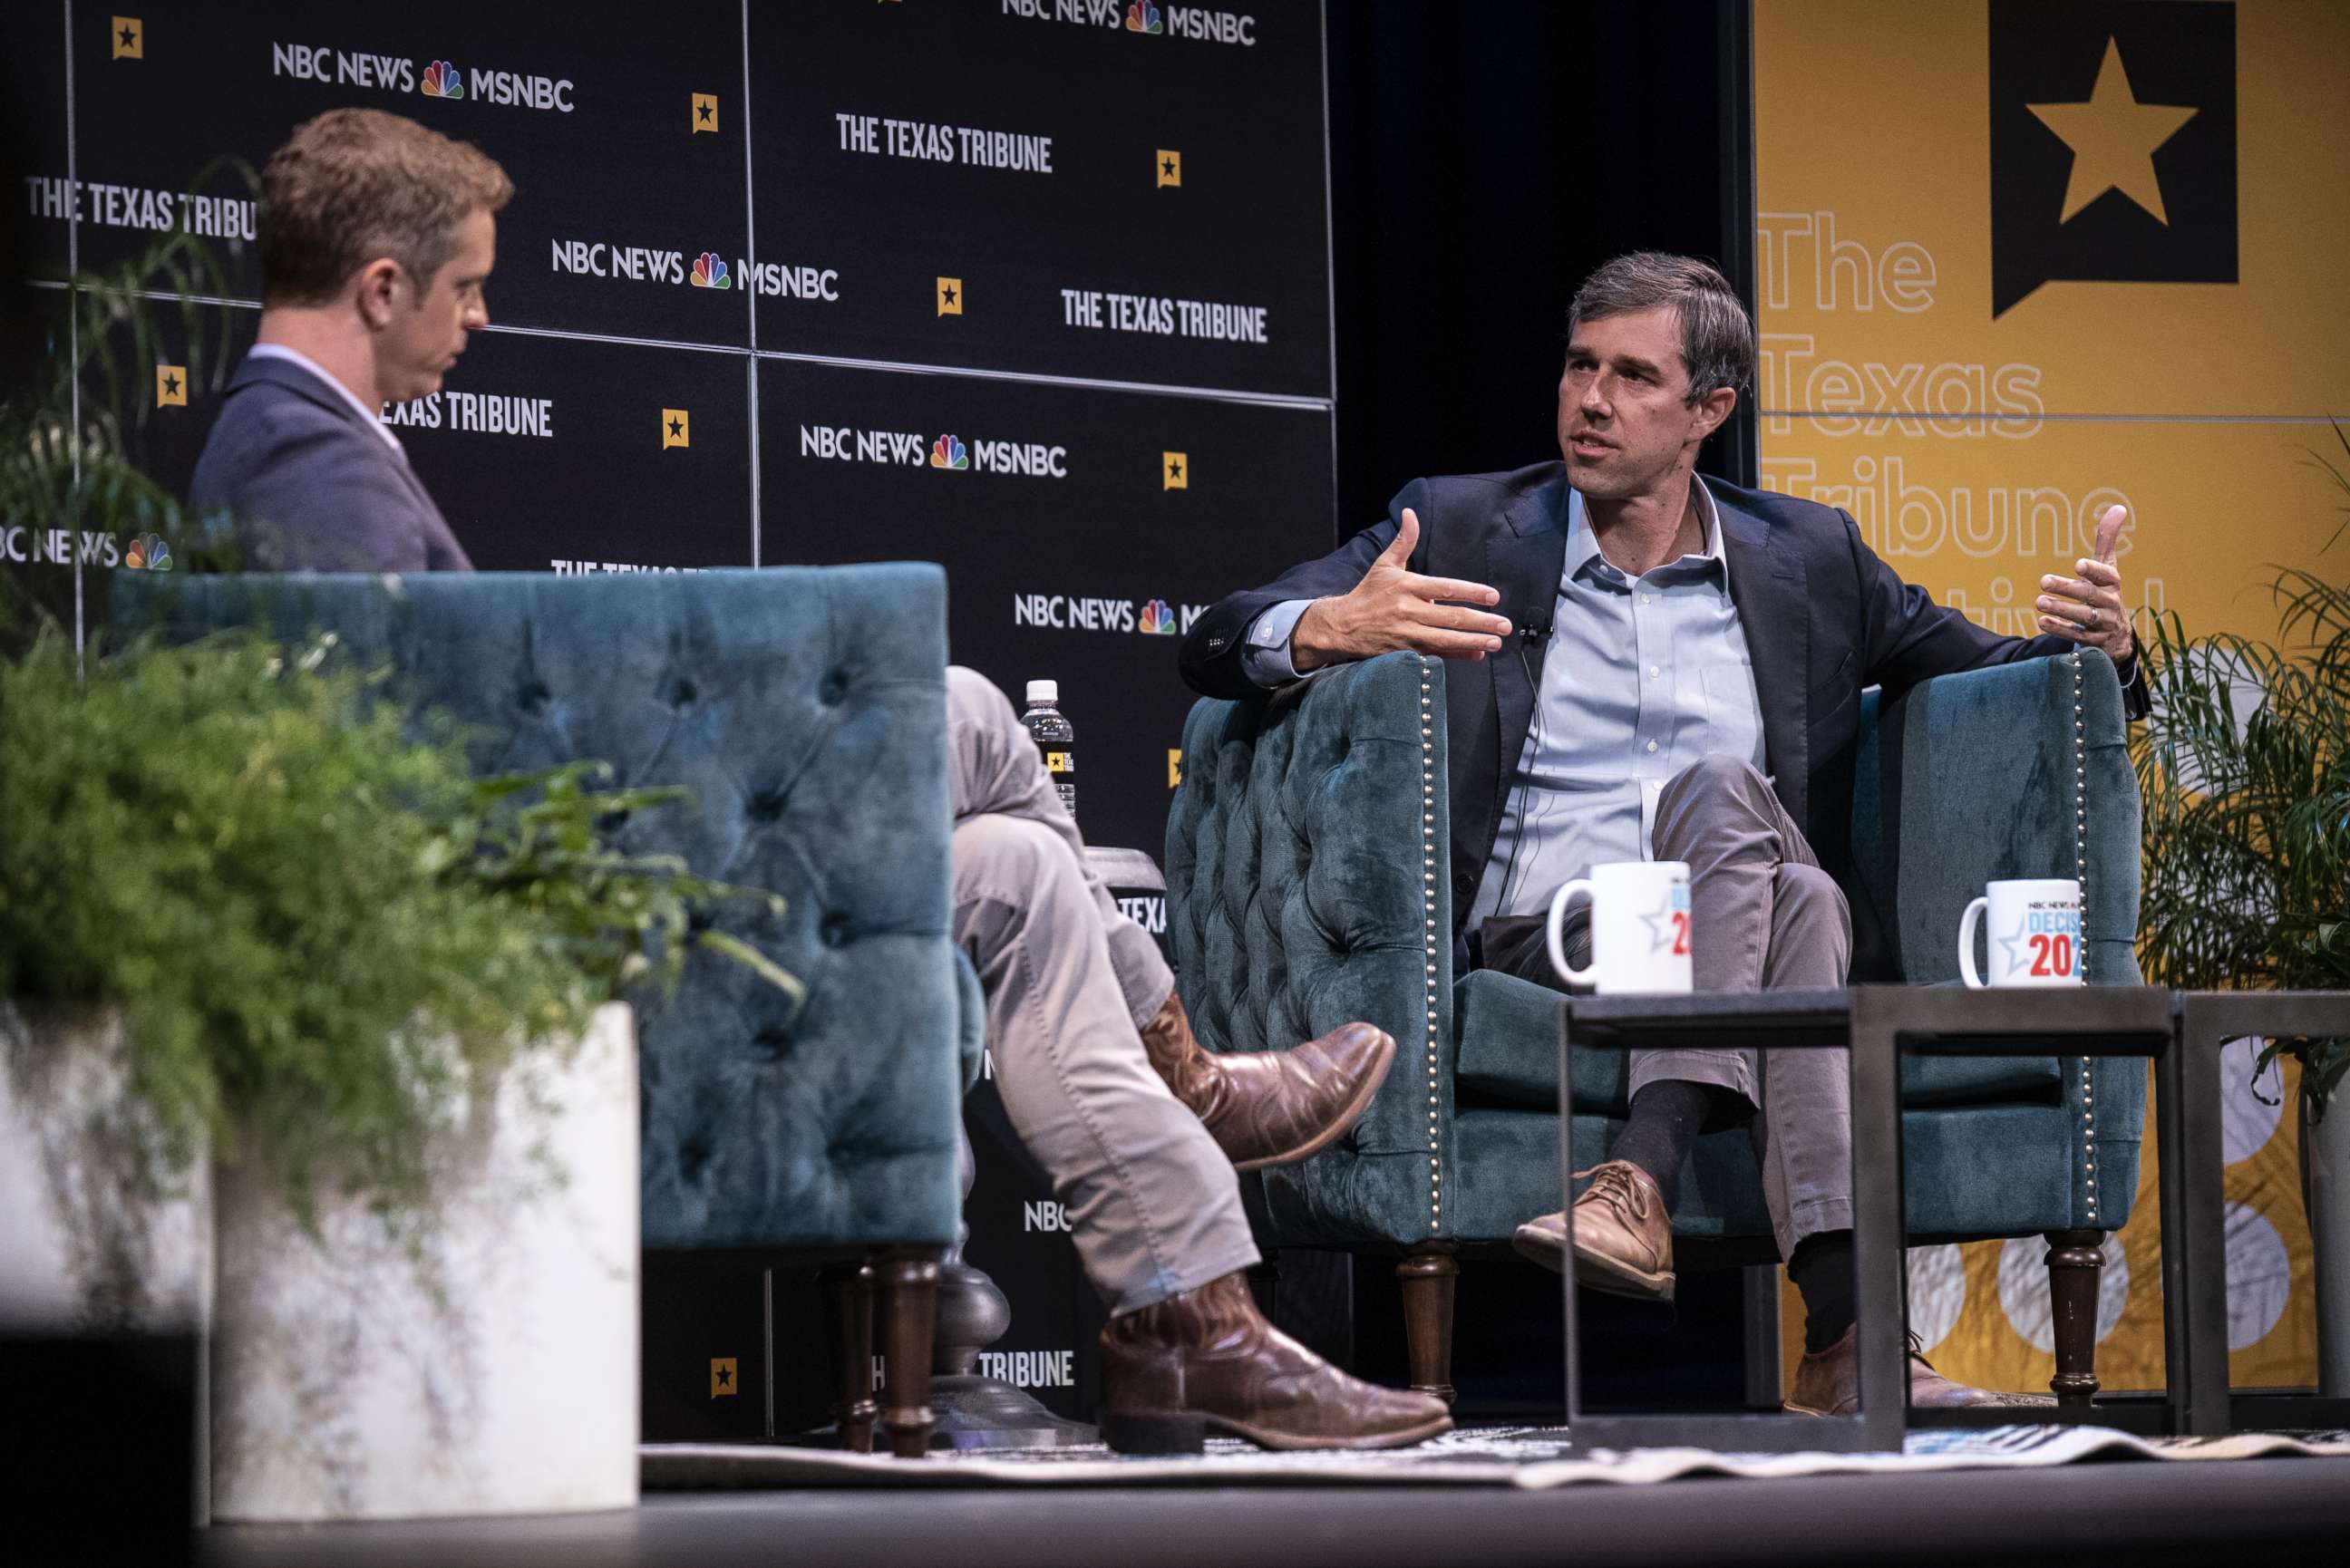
1021, 679, 1076, 821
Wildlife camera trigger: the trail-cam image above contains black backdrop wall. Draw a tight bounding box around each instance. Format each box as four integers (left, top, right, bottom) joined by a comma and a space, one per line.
3, 0, 1753, 1428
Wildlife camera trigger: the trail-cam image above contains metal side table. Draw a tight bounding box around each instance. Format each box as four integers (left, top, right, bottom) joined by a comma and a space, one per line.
1557, 984, 2200, 1450
2176, 990, 2350, 1434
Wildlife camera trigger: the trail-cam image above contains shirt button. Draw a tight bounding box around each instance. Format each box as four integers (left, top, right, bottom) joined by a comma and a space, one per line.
1648, 665, 1660, 679
1646, 740, 1659, 753
1640, 593, 1653, 605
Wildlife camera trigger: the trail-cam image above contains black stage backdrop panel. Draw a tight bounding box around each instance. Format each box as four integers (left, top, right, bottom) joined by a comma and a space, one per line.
394, 334, 754, 573
748, 2, 1330, 397
758, 356, 1333, 859
62, 1, 755, 348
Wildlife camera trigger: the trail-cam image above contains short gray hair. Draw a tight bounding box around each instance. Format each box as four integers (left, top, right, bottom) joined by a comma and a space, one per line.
1567, 252, 1755, 406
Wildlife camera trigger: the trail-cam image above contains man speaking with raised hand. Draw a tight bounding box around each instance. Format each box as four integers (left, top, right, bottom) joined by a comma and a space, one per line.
1182, 250, 2147, 1415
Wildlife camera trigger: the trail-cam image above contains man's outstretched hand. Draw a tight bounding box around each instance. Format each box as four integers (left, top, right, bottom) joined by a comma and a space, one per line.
1291, 508, 1512, 672
2036, 503, 2138, 668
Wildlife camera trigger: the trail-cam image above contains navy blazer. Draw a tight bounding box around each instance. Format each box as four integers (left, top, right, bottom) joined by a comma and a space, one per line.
189, 353, 473, 572
1180, 461, 2151, 944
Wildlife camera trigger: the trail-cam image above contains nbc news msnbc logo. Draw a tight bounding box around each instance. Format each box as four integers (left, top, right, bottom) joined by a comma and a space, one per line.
1001, 2, 1258, 45
1013, 594, 1208, 634
549, 240, 838, 300
269, 43, 576, 111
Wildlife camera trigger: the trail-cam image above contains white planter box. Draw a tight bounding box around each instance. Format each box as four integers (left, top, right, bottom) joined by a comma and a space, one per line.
209, 1002, 639, 1522
0, 1003, 211, 1337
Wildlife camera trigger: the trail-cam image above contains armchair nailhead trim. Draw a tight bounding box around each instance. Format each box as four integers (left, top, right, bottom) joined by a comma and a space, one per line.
1420, 659, 1442, 1234
2073, 651, 2097, 1224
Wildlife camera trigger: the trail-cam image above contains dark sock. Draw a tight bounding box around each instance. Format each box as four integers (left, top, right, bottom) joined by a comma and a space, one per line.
1606, 1079, 1714, 1212
1789, 1231, 1856, 1354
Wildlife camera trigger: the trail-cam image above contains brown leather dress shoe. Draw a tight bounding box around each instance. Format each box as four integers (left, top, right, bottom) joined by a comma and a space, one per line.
1510, 1160, 1675, 1302
1099, 1272, 1453, 1453
1137, 993, 1395, 1172
1784, 1326, 2057, 1416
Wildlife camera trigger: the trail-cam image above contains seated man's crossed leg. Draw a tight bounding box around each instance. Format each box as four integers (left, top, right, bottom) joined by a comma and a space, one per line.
1489, 753, 2005, 1414
946, 668, 1449, 1449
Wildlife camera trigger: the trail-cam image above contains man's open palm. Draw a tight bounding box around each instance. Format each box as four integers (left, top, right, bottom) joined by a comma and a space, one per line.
1292, 508, 1513, 671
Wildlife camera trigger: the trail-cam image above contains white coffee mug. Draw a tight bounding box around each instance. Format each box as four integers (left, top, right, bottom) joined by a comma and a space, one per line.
1958, 877, 2084, 988
1547, 860, 1695, 994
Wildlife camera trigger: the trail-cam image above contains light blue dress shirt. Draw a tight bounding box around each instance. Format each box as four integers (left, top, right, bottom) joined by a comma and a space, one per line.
1243, 480, 1766, 924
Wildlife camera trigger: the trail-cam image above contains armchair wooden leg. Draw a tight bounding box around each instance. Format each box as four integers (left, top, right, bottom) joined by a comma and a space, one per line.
2045, 1229, 2104, 1407
876, 1247, 942, 1457
820, 1260, 877, 1453
1397, 1243, 1459, 1408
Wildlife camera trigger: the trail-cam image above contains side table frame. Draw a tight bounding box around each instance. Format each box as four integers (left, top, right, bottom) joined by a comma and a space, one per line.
2175, 991, 2350, 1434
1558, 984, 2192, 1451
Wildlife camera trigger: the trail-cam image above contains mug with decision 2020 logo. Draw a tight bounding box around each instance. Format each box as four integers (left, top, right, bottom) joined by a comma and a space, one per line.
1546, 860, 1695, 994
1958, 877, 2083, 988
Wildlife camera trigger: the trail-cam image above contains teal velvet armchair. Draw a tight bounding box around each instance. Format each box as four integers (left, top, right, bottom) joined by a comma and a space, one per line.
121, 567, 971, 1455
1166, 647, 2144, 1401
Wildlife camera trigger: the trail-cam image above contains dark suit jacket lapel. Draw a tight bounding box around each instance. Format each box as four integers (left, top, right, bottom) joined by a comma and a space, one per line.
1715, 484, 1811, 833
1481, 469, 1572, 834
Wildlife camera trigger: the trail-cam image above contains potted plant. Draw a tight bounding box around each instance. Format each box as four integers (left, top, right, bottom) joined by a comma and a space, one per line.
0, 622, 798, 1519
2132, 423, 2349, 1393
1, 216, 799, 1520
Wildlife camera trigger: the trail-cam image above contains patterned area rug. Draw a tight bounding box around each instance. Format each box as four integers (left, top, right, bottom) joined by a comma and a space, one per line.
645, 1424, 2350, 1490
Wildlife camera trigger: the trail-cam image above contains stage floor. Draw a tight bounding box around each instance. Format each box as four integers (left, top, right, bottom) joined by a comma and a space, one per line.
200, 1451, 2350, 1568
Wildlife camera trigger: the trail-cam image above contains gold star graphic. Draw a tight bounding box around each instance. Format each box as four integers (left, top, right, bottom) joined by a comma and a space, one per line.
2026, 36, 2199, 225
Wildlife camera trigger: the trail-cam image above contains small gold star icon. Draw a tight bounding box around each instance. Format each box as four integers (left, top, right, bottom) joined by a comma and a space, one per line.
662, 409, 691, 449
1156, 150, 1181, 189
112, 16, 141, 59
2027, 36, 2199, 225
154, 364, 185, 406
1162, 452, 1187, 491
709, 1357, 737, 1399
937, 276, 963, 316
692, 92, 718, 134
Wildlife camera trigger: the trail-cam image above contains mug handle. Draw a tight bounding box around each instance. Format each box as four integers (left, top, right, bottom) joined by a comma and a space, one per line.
1548, 878, 1599, 988
1958, 895, 1989, 989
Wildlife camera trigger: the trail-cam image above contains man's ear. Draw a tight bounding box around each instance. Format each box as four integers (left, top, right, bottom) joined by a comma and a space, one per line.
352, 257, 403, 332
1691, 385, 1737, 443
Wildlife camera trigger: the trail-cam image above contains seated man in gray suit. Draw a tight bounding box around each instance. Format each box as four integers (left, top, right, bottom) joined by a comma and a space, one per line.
189, 108, 503, 571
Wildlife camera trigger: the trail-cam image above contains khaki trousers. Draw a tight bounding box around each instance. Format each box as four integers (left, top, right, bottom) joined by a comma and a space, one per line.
947, 667, 1258, 1315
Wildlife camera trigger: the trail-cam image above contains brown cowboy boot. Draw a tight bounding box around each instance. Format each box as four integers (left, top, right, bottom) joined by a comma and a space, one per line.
1136, 993, 1395, 1172
1099, 1272, 1453, 1453
1510, 1159, 1676, 1302
1784, 1326, 2054, 1416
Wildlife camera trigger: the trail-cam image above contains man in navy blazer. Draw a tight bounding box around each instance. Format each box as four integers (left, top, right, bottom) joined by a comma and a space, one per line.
190, 109, 510, 571
1182, 253, 2149, 1414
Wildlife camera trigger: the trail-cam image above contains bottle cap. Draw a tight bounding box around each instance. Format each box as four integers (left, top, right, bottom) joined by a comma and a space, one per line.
1025, 680, 1058, 706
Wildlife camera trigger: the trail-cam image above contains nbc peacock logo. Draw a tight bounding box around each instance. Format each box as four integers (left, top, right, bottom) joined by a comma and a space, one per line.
1137, 599, 1179, 635
421, 60, 462, 99
690, 253, 731, 289
929, 434, 968, 470
124, 533, 171, 571
1126, 2, 1162, 34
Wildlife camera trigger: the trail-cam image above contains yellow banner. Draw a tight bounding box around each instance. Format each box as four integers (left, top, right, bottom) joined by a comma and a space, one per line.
1755, 0, 2342, 1396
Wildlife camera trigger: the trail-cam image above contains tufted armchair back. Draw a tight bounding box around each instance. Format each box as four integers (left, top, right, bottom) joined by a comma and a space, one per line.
1167, 653, 1454, 1247
118, 568, 963, 1254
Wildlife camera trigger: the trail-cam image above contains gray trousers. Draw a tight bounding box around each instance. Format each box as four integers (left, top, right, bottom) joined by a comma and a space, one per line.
1493, 754, 1853, 1257
947, 667, 1259, 1315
